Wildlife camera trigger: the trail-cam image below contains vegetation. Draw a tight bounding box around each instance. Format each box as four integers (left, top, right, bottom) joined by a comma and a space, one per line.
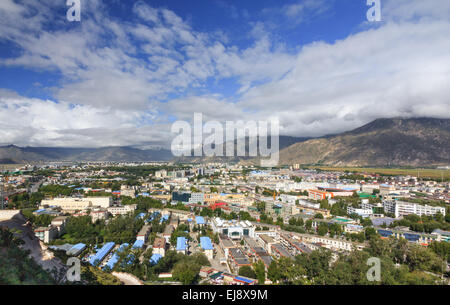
391, 213, 450, 233
0, 228, 55, 284
266, 236, 446, 285
306, 166, 450, 180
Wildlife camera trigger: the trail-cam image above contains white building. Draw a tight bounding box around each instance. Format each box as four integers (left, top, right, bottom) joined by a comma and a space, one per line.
347, 206, 373, 218
189, 193, 205, 204
34, 226, 59, 243
394, 201, 446, 218
107, 204, 137, 216
41, 197, 112, 211
211, 218, 255, 240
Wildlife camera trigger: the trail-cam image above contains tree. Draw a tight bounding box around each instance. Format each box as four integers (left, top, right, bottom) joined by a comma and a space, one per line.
267, 261, 281, 283
253, 261, 266, 284
238, 266, 256, 279
317, 223, 328, 236
172, 261, 198, 284
319, 199, 329, 210
364, 227, 377, 240
314, 213, 324, 219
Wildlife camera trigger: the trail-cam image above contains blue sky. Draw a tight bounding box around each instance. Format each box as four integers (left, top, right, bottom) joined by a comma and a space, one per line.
0, 0, 449, 148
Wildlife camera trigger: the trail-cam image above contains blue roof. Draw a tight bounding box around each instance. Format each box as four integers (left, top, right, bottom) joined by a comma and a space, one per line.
135, 213, 146, 220
200, 236, 213, 250
33, 209, 46, 213
89, 242, 115, 266
403, 233, 420, 242
195, 216, 205, 225
70, 243, 86, 250
176, 237, 187, 251
235, 276, 255, 283
377, 229, 393, 237
103, 243, 129, 270
159, 214, 169, 224
150, 253, 163, 265
372, 217, 395, 227
132, 239, 144, 249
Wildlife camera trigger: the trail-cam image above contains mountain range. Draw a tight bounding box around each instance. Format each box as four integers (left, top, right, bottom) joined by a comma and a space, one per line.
1, 118, 449, 166
268, 117, 450, 167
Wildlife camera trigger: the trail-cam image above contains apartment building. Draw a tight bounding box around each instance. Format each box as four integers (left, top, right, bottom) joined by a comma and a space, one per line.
153, 237, 166, 257
394, 201, 446, 218
137, 225, 151, 243
189, 192, 205, 204
34, 226, 59, 243
296, 234, 364, 251
107, 204, 137, 216
41, 196, 112, 211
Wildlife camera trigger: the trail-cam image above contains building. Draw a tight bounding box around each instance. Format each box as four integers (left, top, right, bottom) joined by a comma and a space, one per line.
153, 237, 166, 257
189, 193, 205, 204
34, 226, 59, 243
172, 192, 191, 204
347, 206, 373, 218
195, 216, 206, 227
394, 201, 446, 218
211, 217, 255, 239
228, 248, 251, 269
73, 209, 109, 223
154, 170, 167, 178
41, 196, 112, 212
50, 216, 69, 235
256, 233, 277, 254
176, 237, 188, 254
308, 190, 333, 200
219, 235, 236, 259
296, 234, 364, 251
163, 225, 174, 243
271, 243, 294, 259
200, 236, 214, 259
137, 225, 151, 243
380, 184, 396, 196
107, 204, 137, 216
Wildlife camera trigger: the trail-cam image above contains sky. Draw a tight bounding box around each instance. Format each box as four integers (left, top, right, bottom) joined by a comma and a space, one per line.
0, 0, 449, 148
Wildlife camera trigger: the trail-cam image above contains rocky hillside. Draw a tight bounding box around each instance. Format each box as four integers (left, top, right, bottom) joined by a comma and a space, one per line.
274, 118, 450, 166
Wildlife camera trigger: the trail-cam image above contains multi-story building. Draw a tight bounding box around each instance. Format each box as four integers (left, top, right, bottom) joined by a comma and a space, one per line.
189, 193, 205, 204
41, 196, 112, 212
153, 237, 166, 257
107, 204, 137, 216
34, 226, 59, 243
394, 201, 446, 218
347, 206, 373, 218
137, 225, 151, 243
211, 218, 255, 239
200, 236, 214, 259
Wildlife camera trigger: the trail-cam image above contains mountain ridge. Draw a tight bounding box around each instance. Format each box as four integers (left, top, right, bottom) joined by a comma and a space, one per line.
1, 117, 449, 166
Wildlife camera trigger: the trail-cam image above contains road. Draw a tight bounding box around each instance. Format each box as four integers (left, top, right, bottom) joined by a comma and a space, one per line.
112, 272, 144, 285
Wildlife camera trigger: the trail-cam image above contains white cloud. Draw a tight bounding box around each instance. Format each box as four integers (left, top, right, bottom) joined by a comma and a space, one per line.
0, 0, 449, 147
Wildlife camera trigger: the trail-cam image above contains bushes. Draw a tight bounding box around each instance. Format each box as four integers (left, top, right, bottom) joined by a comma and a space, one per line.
0, 228, 55, 284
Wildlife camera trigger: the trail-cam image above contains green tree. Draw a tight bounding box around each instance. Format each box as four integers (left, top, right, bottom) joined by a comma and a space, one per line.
253, 261, 266, 284
238, 266, 256, 279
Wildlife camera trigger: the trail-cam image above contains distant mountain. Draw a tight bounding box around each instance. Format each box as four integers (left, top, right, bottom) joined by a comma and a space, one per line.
0, 145, 173, 163
2, 118, 449, 166
263, 118, 450, 167
174, 135, 311, 163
